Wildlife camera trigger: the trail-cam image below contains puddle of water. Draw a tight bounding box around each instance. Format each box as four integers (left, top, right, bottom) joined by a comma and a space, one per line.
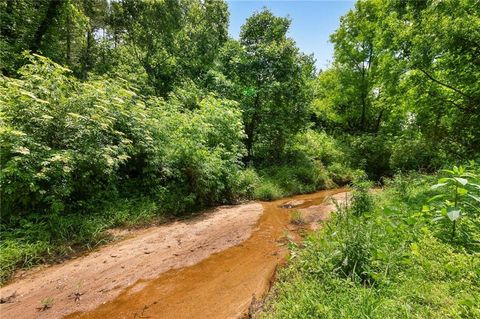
66, 189, 344, 319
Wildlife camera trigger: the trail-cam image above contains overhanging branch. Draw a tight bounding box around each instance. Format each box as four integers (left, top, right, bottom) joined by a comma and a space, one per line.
416, 67, 473, 100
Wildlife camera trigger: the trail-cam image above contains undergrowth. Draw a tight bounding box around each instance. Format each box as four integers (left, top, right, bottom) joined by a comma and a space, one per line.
260, 165, 480, 319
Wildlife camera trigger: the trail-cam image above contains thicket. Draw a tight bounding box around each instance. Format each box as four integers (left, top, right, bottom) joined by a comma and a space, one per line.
261, 165, 480, 318
1, 55, 248, 217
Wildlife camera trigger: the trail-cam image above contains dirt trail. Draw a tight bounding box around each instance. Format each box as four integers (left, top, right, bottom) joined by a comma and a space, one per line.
0, 189, 348, 319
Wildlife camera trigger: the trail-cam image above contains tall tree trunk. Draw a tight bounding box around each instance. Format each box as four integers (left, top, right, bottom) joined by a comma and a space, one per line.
81, 27, 93, 79
31, 0, 63, 53
374, 108, 384, 133
66, 7, 72, 66
360, 62, 367, 131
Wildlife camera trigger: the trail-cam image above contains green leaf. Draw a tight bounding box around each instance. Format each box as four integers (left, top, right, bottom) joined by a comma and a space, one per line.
431, 183, 447, 190
447, 209, 461, 221
383, 207, 397, 215
441, 169, 455, 175
469, 183, 480, 190
427, 194, 445, 202
410, 243, 420, 257
467, 194, 480, 203
453, 177, 468, 186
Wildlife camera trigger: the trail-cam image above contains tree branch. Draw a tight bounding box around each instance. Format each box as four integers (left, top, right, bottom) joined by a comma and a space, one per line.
416, 67, 473, 100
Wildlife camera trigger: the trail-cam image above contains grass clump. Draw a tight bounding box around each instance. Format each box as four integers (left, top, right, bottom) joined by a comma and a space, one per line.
290, 210, 306, 226
254, 180, 285, 201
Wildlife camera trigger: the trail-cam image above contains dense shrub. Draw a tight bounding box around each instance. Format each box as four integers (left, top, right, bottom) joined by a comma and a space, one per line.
232, 167, 261, 200
0, 56, 246, 219
254, 160, 333, 200
389, 133, 446, 172
250, 129, 360, 200
347, 133, 392, 180
287, 130, 344, 166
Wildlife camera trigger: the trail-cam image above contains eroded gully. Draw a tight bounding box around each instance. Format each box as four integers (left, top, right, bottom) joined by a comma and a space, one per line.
66, 189, 347, 319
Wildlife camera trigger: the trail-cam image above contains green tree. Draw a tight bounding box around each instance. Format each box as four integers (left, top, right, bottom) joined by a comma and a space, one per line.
314, 0, 398, 134
314, 0, 480, 173
0, 0, 112, 77
116, 0, 229, 96
220, 9, 315, 162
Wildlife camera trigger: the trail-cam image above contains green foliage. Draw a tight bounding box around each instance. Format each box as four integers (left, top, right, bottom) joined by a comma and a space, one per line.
350, 179, 374, 217
255, 162, 331, 201
426, 164, 480, 245
0, 55, 251, 282
232, 167, 260, 200
287, 130, 360, 186
0, 55, 246, 219
254, 180, 285, 201
0, 0, 116, 77
218, 9, 315, 161
327, 162, 363, 186
1, 54, 136, 216
347, 134, 392, 179
116, 0, 229, 96
312, 0, 480, 176
0, 0, 229, 93
287, 130, 343, 166
251, 129, 362, 201
261, 170, 480, 319
389, 133, 446, 172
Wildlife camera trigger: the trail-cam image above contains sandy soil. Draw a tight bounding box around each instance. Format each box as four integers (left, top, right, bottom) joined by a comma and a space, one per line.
0, 203, 263, 319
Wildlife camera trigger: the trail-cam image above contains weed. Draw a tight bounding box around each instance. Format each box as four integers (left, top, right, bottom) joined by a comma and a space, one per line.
38, 297, 54, 311
350, 179, 374, 216
290, 210, 305, 226
427, 163, 480, 245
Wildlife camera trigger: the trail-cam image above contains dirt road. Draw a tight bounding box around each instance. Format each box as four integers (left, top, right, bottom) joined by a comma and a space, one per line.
0, 189, 347, 319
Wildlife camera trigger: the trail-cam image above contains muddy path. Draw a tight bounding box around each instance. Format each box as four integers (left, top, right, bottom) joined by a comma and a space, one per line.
0, 189, 348, 319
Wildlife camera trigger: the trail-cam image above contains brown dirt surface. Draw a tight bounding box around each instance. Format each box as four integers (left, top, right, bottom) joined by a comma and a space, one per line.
0, 190, 349, 319
0, 203, 262, 319
297, 191, 351, 231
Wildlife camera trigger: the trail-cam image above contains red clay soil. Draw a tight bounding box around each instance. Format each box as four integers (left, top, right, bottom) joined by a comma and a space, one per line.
0, 190, 348, 319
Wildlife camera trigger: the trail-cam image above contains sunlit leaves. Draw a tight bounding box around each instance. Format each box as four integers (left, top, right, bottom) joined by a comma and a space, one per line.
427, 163, 480, 240
0, 55, 246, 218
219, 9, 314, 161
